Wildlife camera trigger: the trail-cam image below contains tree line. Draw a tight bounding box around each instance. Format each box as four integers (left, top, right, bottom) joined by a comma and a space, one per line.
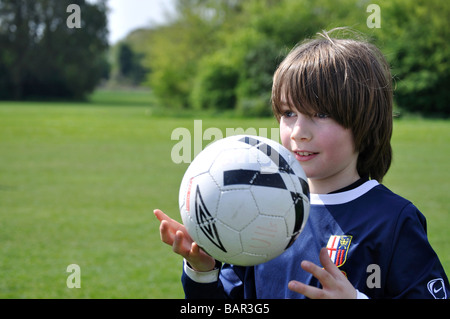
0, 0, 448, 116
121, 0, 449, 116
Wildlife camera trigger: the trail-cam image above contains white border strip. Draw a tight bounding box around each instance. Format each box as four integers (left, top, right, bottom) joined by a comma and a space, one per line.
183, 259, 220, 283
310, 180, 379, 205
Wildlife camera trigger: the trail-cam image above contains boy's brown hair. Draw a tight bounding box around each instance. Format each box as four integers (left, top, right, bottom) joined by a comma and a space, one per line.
272, 28, 393, 182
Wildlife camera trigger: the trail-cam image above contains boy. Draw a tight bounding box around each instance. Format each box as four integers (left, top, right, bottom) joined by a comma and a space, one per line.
154, 29, 449, 298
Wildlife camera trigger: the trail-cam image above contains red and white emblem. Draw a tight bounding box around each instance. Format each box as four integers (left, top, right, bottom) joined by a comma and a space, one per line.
326, 235, 352, 267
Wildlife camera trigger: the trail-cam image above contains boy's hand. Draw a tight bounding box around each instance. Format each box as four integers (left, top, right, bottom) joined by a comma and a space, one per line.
153, 209, 216, 272
288, 247, 357, 299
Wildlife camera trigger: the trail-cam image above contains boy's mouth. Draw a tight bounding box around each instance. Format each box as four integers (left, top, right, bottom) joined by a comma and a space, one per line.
296, 151, 316, 156
293, 150, 319, 162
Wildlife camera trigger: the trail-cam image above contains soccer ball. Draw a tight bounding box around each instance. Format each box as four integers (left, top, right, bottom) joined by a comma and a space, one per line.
178, 135, 310, 266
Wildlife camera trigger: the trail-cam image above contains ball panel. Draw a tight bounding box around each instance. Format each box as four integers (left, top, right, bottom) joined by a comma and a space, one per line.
216, 189, 259, 231
250, 185, 293, 217
209, 147, 261, 190
240, 215, 289, 257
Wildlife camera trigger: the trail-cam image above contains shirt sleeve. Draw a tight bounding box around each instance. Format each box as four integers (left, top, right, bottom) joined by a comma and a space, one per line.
181, 259, 226, 299
386, 203, 449, 299
183, 259, 221, 283
181, 259, 254, 299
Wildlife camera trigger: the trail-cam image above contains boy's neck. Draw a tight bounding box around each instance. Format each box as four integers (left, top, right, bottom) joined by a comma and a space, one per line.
327, 176, 369, 194
308, 172, 361, 195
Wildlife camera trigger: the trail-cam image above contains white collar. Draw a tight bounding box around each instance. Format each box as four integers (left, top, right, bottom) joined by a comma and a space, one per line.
310, 180, 379, 205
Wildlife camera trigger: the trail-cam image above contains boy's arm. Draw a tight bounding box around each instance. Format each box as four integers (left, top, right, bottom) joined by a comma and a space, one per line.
387, 203, 449, 299
154, 209, 250, 299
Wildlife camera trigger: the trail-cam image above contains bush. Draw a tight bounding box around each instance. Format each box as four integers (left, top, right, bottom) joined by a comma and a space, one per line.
236, 38, 282, 117
236, 92, 273, 117
190, 54, 240, 111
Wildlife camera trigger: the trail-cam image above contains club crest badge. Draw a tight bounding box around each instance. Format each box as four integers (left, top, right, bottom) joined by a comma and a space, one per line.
326, 235, 352, 267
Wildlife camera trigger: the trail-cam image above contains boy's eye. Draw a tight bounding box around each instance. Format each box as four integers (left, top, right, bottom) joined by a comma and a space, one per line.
314, 113, 330, 119
282, 110, 296, 118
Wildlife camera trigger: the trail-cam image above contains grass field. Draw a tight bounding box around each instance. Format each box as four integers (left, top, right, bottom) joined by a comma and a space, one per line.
0, 89, 449, 298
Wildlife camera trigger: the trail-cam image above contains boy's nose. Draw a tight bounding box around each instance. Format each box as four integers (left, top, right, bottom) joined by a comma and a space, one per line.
291, 115, 312, 142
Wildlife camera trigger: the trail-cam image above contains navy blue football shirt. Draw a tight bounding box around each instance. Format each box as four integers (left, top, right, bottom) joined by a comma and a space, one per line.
181, 180, 449, 299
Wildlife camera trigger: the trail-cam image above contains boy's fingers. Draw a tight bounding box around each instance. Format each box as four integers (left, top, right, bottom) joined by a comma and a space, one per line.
154, 208, 185, 234
319, 247, 343, 278
155, 208, 197, 260
155, 210, 216, 272
300, 248, 343, 289
191, 241, 200, 255
301, 260, 334, 286
153, 209, 167, 222
288, 280, 327, 299
173, 230, 194, 258
159, 220, 175, 245
172, 230, 186, 256
301, 259, 342, 291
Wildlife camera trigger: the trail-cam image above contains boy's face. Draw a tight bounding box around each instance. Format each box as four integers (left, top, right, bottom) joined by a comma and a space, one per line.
279, 108, 359, 193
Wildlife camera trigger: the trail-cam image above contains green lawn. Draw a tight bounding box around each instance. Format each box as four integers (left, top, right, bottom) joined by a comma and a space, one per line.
0, 90, 448, 298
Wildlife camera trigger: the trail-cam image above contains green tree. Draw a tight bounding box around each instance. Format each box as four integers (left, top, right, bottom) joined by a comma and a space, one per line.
116, 42, 148, 85
144, 0, 243, 108
379, 0, 450, 115
190, 51, 240, 111
140, 0, 449, 116
0, 0, 109, 100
